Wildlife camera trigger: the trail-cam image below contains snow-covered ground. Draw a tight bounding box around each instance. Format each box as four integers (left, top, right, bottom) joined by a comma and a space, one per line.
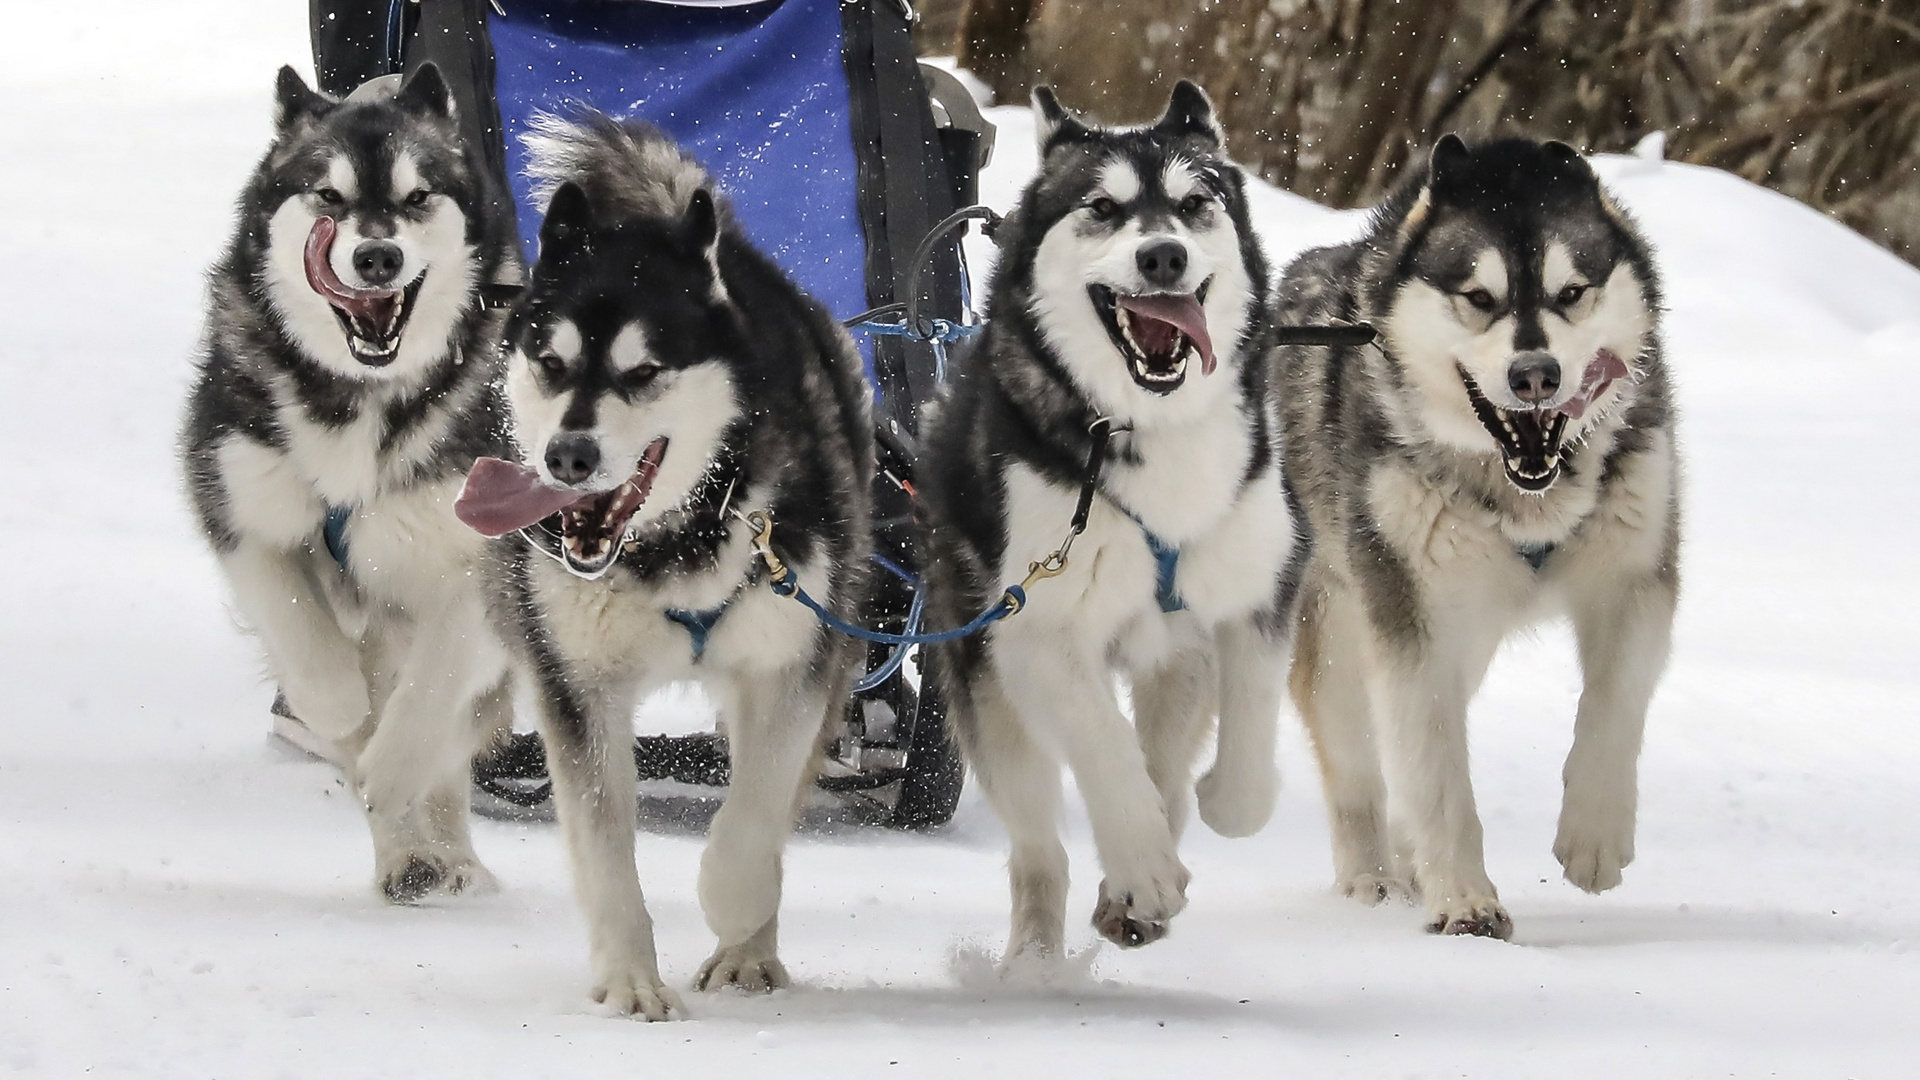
4, 4, 1919, 1077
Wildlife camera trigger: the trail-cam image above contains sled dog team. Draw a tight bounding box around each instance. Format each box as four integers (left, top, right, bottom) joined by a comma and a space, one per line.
183, 65, 1678, 1015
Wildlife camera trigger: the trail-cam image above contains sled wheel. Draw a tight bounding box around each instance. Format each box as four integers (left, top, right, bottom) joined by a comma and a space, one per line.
885, 675, 964, 830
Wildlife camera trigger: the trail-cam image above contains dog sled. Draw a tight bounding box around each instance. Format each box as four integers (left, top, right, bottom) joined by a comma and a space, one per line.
285, 0, 995, 829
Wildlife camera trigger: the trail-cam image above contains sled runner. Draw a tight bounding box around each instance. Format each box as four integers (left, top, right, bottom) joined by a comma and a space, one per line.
289, 0, 994, 829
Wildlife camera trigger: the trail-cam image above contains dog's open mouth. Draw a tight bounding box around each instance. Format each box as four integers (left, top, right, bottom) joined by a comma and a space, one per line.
454, 438, 670, 579
1458, 350, 1631, 493
1459, 367, 1569, 492
303, 216, 423, 367
1089, 285, 1216, 393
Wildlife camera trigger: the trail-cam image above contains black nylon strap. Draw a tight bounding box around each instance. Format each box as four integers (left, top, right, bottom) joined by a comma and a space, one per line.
309, 0, 392, 96
1273, 323, 1377, 347
839, 0, 965, 434
1070, 417, 1115, 536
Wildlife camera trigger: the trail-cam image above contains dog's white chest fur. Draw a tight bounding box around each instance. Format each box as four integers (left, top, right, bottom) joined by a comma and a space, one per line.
526, 511, 825, 681
996, 412, 1294, 660
214, 377, 483, 605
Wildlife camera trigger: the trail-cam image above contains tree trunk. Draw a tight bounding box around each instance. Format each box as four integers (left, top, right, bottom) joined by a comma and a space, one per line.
956, 0, 1039, 104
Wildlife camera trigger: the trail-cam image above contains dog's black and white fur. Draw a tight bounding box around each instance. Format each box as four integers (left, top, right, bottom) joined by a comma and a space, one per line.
181, 65, 515, 902
920, 83, 1301, 960
1278, 136, 1680, 938
482, 114, 872, 1017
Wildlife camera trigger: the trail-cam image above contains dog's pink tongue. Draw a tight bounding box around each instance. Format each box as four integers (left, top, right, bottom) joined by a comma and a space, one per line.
303, 216, 399, 319
455, 458, 585, 538
1119, 293, 1216, 374
1557, 349, 1632, 420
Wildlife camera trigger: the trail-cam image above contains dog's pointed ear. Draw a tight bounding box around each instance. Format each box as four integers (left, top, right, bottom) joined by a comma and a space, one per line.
1542, 139, 1598, 183
395, 62, 455, 121
683, 188, 720, 256
1543, 139, 1582, 163
1154, 80, 1224, 146
683, 190, 729, 302
540, 182, 592, 252
1032, 86, 1090, 151
274, 66, 333, 131
1427, 133, 1472, 200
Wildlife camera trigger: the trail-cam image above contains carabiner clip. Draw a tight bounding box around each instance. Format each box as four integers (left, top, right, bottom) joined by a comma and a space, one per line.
745, 510, 788, 580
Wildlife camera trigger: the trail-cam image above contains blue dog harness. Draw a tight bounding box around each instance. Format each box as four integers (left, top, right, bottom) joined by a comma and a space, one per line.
664, 603, 730, 661
1115, 506, 1186, 613
1515, 540, 1556, 572
322, 504, 352, 569
1145, 530, 1185, 613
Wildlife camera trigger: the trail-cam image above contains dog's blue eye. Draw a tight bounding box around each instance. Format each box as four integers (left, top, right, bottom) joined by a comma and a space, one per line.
1463, 289, 1497, 312
536, 353, 565, 377
1087, 197, 1120, 219
315, 187, 344, 205
1556, 283, 1588, 306
405, 189, 431, 208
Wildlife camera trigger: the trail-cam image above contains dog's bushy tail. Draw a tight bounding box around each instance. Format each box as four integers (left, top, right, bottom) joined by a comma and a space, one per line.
522, 109, 715, 223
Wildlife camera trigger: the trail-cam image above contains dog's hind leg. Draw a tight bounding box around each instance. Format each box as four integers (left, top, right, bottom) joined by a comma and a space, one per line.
1133, 643, 1217, 840
960, 672, 1070, 962
1555, 571, 1675, 893
1196, 617, 1284, 839
540, 671, 678, 1019
223, 542, 370, 744
694, 666, 833, 993
996, 632, 1187, 949
1291, 583, 1401, 903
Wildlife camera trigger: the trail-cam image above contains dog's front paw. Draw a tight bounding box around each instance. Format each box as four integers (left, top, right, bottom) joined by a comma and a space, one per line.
377, 853, 447, 904
1091, 859, 1190, 948
1424, 890, 1513, 940
284, 676, 372, 744
1554, 804, 1635, 893
440, 855, 498, 897
694, 941, 789, 993
1194, 758, 1276, 838
373, 847, 494, 903
592, 962, 682, 1020
1337, 870, 1412, 906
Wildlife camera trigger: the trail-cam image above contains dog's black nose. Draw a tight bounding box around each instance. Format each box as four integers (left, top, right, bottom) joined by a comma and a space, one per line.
352, 240, 405, 287
1507, 353, 1562, 403
1136, 240, 1189, 289
544, 434, 601, 485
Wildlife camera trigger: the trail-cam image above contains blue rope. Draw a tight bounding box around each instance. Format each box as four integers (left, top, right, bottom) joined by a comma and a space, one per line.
849, 316, 979, 385
769, 566, 1022, 646
870, 552, 919, 586
851, 580, 926, 693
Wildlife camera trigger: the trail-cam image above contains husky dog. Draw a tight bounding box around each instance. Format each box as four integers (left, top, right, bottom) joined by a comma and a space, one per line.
456, 114, 871, 1017
182, 65, 515, 902
919, 83, 1297, 959
1277, 136, 1679, 938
